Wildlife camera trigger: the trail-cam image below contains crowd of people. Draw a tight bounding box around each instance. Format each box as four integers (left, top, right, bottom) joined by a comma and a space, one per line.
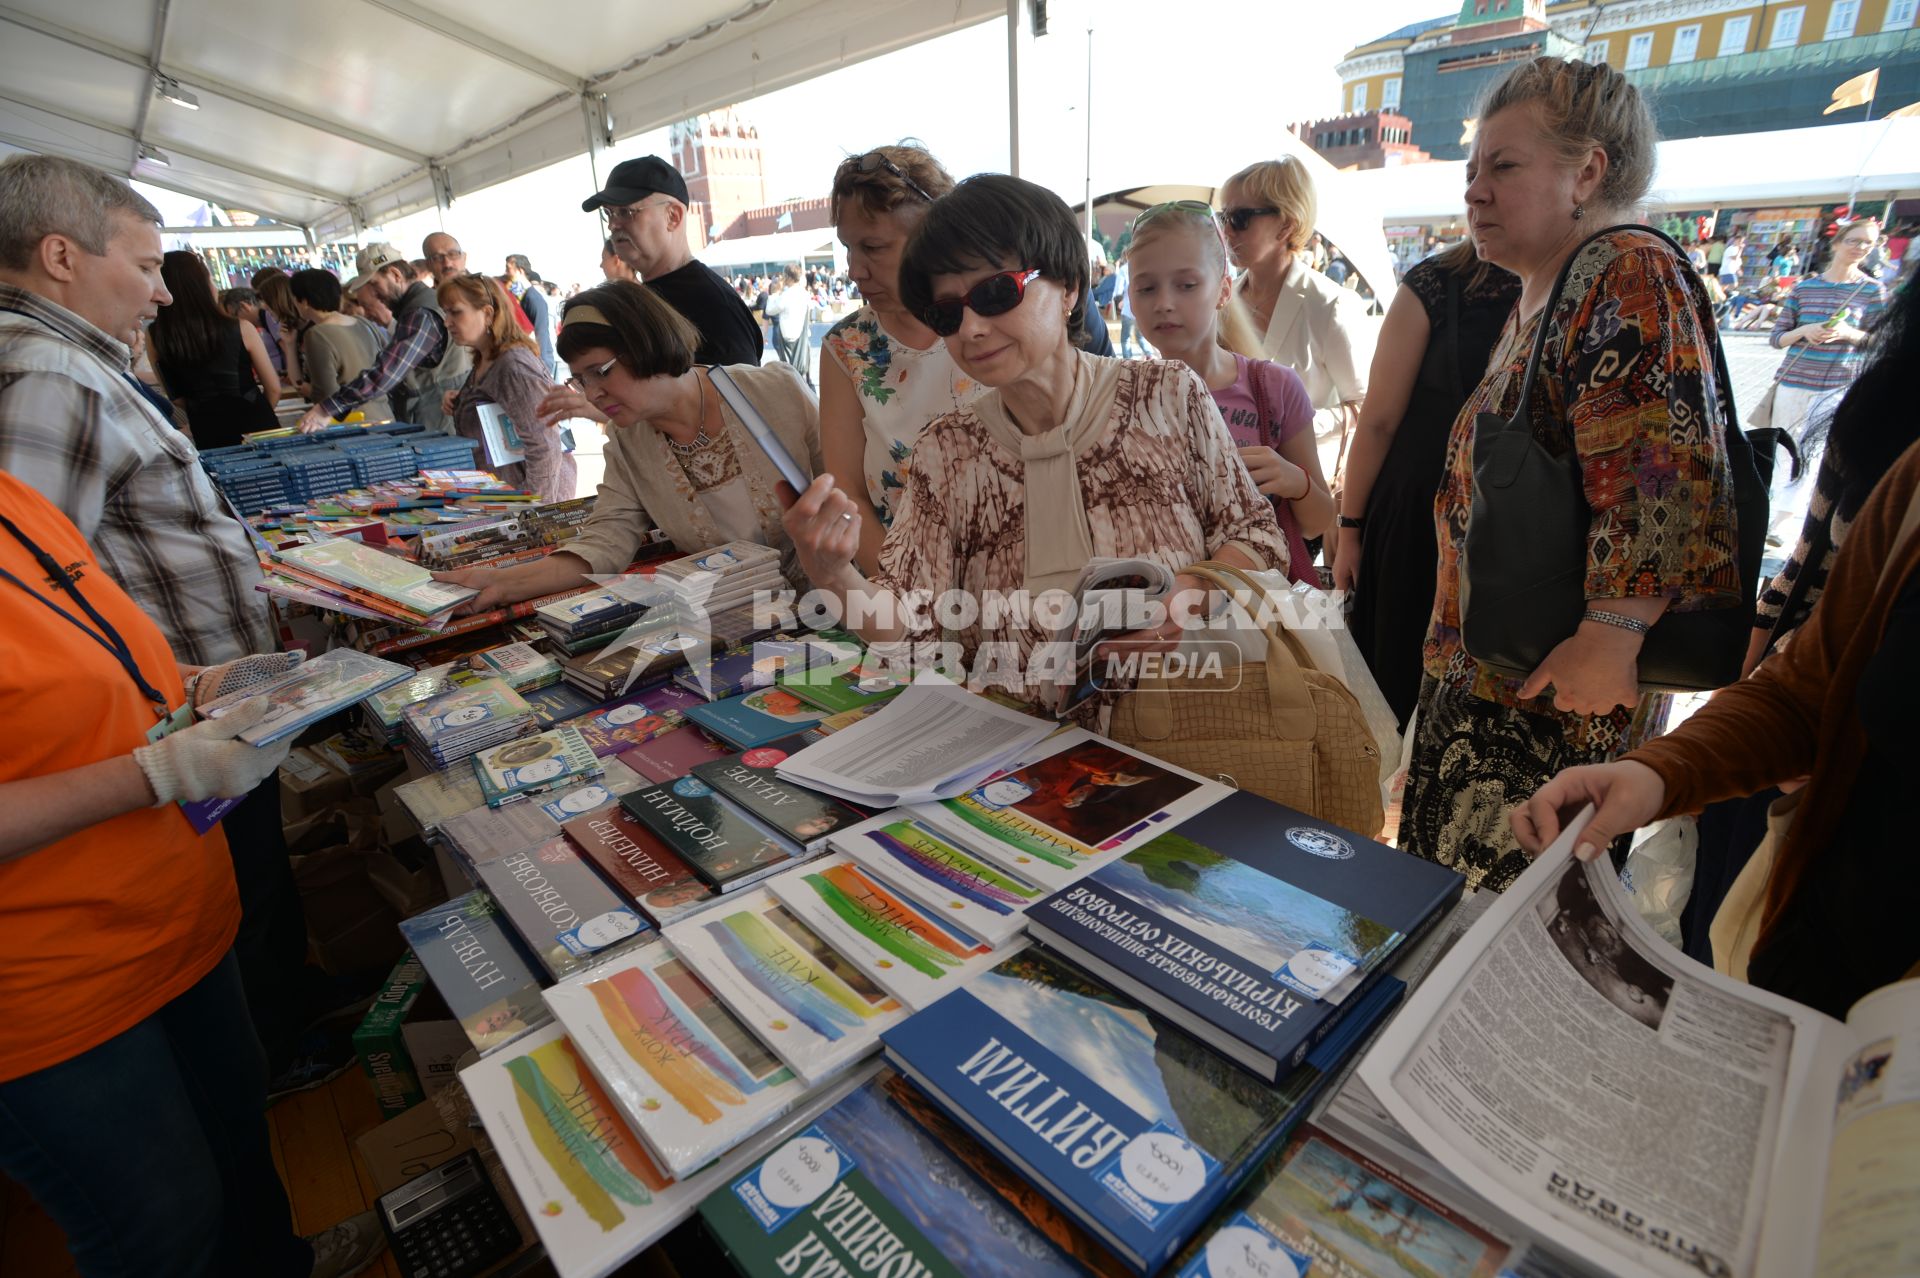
0, 49, 1915, 1278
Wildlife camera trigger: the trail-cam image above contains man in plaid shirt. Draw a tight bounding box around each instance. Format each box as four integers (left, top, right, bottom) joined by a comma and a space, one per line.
296, 241, 470, 434
0, 157, 348, 1085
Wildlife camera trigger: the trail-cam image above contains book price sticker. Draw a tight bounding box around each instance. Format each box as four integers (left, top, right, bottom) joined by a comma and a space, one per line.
730, 1126, 854, 1233
1176, 1213, 1309, 1278
555, 908, 644, 957
1274, 942, 1361, 1002
1097, 1121, 1217, 1229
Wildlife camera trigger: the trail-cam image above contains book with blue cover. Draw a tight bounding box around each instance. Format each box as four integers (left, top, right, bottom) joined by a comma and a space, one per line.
881, 947, 1404, 1275
682, 687, 826, 751
1024, 789, 1461, 1082
520, 679, 603, 727
399, 892, 549, 1052
699, 1070, 1086, 1278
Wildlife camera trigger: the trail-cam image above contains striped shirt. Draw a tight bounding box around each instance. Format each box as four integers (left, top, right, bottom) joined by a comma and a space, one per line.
0, 284, 273, 664
1770, 275, 1887, 393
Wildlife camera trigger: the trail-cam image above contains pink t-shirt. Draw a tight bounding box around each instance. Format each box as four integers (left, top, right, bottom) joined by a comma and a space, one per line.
1210, 354, 1314, 581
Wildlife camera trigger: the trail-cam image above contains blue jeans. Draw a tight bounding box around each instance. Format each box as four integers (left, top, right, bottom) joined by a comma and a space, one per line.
1120, 313, 1142, 355
0, 953, 312, 1278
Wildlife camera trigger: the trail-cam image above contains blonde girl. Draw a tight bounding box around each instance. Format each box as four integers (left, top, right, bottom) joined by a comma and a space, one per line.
1125, 201, 1332, 580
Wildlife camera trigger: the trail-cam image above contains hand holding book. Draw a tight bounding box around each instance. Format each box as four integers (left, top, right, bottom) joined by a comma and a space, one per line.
133, 701, 292, 804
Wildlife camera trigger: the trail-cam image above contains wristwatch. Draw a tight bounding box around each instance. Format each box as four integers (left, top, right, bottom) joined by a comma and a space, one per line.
1337, 514, 1365, 529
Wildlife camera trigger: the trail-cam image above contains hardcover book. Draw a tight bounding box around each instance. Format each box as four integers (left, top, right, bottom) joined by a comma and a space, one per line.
619, 780, 796, 892
700, 1071, 1085, 1278
472, 726, 604, 808
520, 679, 604, 727
682, 687, 826, 752
911, 730, 1231, 892
473, 836, 652, 982
542, 945, 807, 1180
764, 855, 1005, 1010
461, 1024, 872, 1278
663, 888, 905, 1086
690, 746, 867, 852
399, 892, 549, 1051
441, 757, 647, 867
272, 537, 476, 619
562, 806, 720, 928
830, 812, 1043, 948
880, 948, 1405, 1274
199, 648, 415, 746
572, 683, 703, 757
1024, 790, 1461, 1081
618, 724, 731, 783
675, 640, 811, 702
1170, 1124, 1510, 1278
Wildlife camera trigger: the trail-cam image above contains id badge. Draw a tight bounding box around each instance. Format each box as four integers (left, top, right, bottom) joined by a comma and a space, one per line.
146, 702, 242, 834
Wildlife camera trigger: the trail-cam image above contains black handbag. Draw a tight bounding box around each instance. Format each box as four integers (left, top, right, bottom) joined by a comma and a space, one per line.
1459, 224, 1769, 694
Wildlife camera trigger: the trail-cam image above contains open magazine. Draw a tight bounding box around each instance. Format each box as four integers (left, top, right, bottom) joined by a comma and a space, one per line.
1358, 808, 1919, 1278
1048, 556, 1175, 671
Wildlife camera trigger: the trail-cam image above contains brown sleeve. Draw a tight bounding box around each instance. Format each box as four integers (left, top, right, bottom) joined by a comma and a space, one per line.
1631, 441, 1920, 815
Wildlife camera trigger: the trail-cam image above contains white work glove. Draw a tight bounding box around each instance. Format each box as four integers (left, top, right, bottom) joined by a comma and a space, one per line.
133, 701, 292, 805
187, 650, 305, 710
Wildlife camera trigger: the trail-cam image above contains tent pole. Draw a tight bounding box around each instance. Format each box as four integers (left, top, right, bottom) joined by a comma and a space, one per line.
1006, 0, 1022, 176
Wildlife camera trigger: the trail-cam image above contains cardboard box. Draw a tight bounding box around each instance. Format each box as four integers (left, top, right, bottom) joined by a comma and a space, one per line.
280, 746, 353, 821
352, 953, 469, 1117
354, 1099, 475, 1197
401, 1016, 472, 1103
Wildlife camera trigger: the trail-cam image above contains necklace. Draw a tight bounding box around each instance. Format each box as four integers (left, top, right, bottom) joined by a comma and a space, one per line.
666, 371, 712, 454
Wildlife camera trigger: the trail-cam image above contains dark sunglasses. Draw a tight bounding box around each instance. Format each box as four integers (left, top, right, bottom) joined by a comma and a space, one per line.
922, 268, 1041, 337
857, 151, 934, 203
1218, 205, 1280, 233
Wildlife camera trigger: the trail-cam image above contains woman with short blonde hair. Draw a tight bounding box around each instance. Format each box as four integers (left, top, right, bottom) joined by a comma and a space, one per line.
436, 272, 576, 500
1218, 156, 1373, 487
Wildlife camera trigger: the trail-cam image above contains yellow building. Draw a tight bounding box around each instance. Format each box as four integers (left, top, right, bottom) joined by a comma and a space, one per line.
1336, 0, 1920, 159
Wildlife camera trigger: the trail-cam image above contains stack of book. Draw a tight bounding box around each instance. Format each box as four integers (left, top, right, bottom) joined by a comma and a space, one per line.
471, 835, 653, 983
401, 677, 537, 771
471, 726, 605, 808
655, 541, 784, 644
616, 779, 806, 897
561, 805, 720, 928
570, 683, 703, 758
560, 623, 695, 701
358, 663, 461, 744
474, 641, 562, 693
271, 537, 477, 628
197, 648, 414, 746
533, 587, 665, 655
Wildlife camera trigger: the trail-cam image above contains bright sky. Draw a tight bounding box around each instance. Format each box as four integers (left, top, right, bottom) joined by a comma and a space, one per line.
358, 0, 1447, 290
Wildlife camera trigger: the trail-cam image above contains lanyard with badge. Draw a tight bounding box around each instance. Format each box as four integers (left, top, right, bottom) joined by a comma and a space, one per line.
0, 511, 235, 831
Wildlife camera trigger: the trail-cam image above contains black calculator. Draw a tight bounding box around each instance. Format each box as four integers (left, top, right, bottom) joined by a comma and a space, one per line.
376, 1150, 519, 1278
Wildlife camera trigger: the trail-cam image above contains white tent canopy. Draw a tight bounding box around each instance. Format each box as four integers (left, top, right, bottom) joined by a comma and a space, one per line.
1346, 118, 1920, 223
0, 0, 999, 241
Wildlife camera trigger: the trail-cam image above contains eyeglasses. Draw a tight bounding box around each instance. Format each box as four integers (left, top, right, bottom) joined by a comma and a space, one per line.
1218, 205, 1280, 233
565, 356, 619, 393
857, 151, 934, 204
922, 268, 1041, 337
602, 198, 672, 225
1130, 200, 1215, 233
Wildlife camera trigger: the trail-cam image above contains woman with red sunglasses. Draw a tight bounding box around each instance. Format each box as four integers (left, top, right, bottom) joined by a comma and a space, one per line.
781, 174, 1288, 712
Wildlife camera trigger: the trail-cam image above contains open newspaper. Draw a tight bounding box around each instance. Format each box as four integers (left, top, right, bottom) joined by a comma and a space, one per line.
1358, 808, 1919, 1278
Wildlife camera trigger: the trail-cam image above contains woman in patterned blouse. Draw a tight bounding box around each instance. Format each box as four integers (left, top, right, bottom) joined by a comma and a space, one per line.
781, 174, 1288, 709
1399, 57, 1741, 891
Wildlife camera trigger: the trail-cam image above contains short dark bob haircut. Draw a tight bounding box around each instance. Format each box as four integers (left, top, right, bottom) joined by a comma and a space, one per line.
557, 280, 701, 378
288, 267, 343, 313
899, 174, 1088, 341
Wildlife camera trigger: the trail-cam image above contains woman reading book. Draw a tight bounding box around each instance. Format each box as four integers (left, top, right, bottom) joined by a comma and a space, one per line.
435, 281, 822, 607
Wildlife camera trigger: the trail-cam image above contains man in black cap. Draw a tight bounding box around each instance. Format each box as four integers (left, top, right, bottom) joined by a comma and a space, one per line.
582, 156, 762, 365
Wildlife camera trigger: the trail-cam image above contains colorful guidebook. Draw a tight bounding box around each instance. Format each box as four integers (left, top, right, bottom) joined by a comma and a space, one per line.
460, 1023, 872, 1278
399, 892, 549, 1051
830, 811, 1043, 948
618, 724, 732, 783
619, 780, 797, 893
1170, 1124, 1511, 1278
690, 744, 868, 852
198, 648, 415, 746
881, 948, 1406, 1275
1023, 790, 1461, 1081
764, 855, 1006, 1010
777, 638, 908, 715
542, 945, 808, 1180
472, 725, 605, 808
562, 806, 720, 928
682, 687, 826, 752
700, 1070, 1085, 1278
571, 683, 704, 757
910, 729, 1231, 892
663, 888, 906, 1087
473, 836, 652, 983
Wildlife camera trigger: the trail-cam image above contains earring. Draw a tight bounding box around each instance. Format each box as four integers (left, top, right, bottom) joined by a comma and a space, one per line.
1573, 203, 1585, 221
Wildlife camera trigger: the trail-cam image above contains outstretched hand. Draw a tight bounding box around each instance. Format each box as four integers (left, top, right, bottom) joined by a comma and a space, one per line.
1511, 760, 1667, 863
